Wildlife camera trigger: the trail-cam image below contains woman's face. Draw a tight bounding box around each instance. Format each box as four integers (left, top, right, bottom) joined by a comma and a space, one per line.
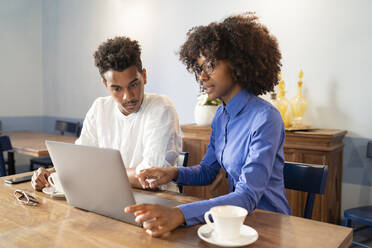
197, 57, 242, 104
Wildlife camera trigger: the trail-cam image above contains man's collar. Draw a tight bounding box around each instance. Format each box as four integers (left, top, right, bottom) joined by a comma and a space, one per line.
223, 89, 253, 117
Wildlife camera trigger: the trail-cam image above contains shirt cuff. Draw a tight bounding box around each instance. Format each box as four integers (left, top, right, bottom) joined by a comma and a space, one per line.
178, 199, 214, 226
174, 166, 188, 184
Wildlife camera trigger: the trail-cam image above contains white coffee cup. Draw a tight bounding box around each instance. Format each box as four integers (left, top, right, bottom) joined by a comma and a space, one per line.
47, 173, 64, 194
204, 205, 248, 241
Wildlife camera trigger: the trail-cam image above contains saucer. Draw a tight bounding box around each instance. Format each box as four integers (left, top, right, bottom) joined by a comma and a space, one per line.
42, 186, 65, 198
197, 224, 258, 247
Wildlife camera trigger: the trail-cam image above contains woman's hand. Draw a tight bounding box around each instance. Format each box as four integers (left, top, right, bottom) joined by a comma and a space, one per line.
124, 204, 185, 237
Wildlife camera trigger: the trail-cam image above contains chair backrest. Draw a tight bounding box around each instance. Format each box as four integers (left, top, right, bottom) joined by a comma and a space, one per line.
367, 141, 372, 159
176, 152, 189, 193
55, 120, 80, 137
177, 152, 189, 168
283, 162, 328, 219
0, 136, 13, 177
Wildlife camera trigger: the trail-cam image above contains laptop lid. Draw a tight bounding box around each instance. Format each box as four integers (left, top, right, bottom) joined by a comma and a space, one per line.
46, 141, 140, 225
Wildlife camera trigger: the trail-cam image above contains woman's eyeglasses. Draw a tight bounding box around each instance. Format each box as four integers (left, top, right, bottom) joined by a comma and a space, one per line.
196, 61, 216, 77
14, 190, 39, 206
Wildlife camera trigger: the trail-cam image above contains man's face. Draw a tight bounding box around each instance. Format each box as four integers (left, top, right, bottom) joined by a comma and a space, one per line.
103, 65, 147, 115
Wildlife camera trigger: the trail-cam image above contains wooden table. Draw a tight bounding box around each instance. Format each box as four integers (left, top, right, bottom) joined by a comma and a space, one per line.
0, 172, 352, 248
2, 131, 77, 175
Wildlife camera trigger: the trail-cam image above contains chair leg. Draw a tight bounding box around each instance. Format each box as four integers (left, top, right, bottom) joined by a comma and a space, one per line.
7, 152, 15, 175
352, 241, 372, 248
345, 218, 372, 248
344, 217, 351, 227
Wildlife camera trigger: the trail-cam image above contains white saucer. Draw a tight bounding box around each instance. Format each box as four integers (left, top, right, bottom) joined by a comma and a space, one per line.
42, 186, 65, 198
197, 224, 258, 247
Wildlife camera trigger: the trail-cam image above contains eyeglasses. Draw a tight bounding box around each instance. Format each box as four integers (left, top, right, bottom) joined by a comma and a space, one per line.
196, 61, 216, 77
14, 190, 39, 206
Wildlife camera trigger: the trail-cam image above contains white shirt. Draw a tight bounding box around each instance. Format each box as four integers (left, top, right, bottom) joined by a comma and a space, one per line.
76, 93, 181, 173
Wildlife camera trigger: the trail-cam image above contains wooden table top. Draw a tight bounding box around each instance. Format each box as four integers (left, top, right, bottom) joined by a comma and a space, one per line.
0, 172, 352, 248
2, 131, 77, 157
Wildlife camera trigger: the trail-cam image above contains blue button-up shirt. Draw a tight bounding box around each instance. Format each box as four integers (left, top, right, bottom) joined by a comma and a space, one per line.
177, 89, 291, 226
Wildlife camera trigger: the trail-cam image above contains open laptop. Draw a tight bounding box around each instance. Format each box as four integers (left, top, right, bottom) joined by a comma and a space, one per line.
45, 141, 183, 226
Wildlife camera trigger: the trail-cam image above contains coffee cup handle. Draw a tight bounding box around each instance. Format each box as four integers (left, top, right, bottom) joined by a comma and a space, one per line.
47, 176, 55, 187
204, 210, 215, 229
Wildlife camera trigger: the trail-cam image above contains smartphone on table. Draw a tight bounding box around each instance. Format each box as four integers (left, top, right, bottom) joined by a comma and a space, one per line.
4, 175, 32, 184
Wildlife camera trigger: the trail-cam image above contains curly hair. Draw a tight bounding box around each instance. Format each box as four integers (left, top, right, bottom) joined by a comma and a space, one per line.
179, 13, 281, 96
93, 36, 142, 81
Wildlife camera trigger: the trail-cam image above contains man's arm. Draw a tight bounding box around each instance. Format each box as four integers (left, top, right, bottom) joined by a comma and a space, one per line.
135, 97, 181, 174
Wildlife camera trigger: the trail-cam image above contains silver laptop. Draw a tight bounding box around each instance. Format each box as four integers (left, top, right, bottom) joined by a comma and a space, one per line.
45, 141, 182, 226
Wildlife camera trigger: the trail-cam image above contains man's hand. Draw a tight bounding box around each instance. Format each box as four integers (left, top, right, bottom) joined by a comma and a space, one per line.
126, 168, 146, 189
31, 167, 52, 191
124, 204, 185, 237
136, 167, 178, 189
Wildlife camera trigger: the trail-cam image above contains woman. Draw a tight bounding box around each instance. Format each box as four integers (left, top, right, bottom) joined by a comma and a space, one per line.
125, 13, 291, 237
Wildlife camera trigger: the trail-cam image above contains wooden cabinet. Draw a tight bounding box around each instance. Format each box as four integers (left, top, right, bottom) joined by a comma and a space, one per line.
181, 125, 229, 199
181, 124, 346, 224
284, 129, 346, 224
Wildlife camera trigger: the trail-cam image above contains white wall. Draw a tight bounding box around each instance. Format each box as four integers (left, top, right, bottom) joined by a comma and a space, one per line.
41, 0, 372, 140
0, 0, 43, 116
42, 0, 107, 118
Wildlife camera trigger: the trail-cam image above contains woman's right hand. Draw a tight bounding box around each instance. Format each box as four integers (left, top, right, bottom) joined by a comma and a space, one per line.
31, 167, 51, 191
136, 167, 178, 189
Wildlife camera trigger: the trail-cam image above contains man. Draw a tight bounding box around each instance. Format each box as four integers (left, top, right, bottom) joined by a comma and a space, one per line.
32, 36, 181, 190
125, 13, 291, 237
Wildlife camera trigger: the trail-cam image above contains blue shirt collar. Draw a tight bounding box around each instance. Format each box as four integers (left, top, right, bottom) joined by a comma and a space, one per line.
223, 89, 253, 118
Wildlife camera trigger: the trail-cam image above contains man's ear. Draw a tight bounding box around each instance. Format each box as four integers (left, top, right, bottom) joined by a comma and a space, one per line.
141, 68, 147, 85
102, 78, 107, 88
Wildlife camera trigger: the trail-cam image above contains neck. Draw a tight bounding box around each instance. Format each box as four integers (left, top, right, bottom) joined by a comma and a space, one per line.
221, 84, 243, 105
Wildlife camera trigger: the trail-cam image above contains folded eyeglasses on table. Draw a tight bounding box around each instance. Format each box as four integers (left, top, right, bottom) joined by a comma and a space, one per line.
14, 189, 39, 206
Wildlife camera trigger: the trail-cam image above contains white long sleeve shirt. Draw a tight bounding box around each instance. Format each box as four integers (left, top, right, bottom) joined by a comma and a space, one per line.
75, 93, 181, 173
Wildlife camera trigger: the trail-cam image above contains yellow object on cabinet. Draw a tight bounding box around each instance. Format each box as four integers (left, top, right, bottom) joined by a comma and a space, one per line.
290, 70, 308, 127
276, 72, 292, 128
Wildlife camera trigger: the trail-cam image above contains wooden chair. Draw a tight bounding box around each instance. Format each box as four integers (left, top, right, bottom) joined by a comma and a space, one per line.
177, 152, 189, 193
0, 136, 13, 177
283, 162, 328, 219
343, 141, 372, 248
54, 120, 80, 136
30, 120, 80, 171
0, 121, 10, 169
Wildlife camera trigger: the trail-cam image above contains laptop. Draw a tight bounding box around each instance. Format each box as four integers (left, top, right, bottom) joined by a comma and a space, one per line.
45, 141, 182, 226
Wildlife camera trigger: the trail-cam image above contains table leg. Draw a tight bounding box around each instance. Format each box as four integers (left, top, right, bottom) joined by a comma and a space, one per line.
7, 151, 15, 175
